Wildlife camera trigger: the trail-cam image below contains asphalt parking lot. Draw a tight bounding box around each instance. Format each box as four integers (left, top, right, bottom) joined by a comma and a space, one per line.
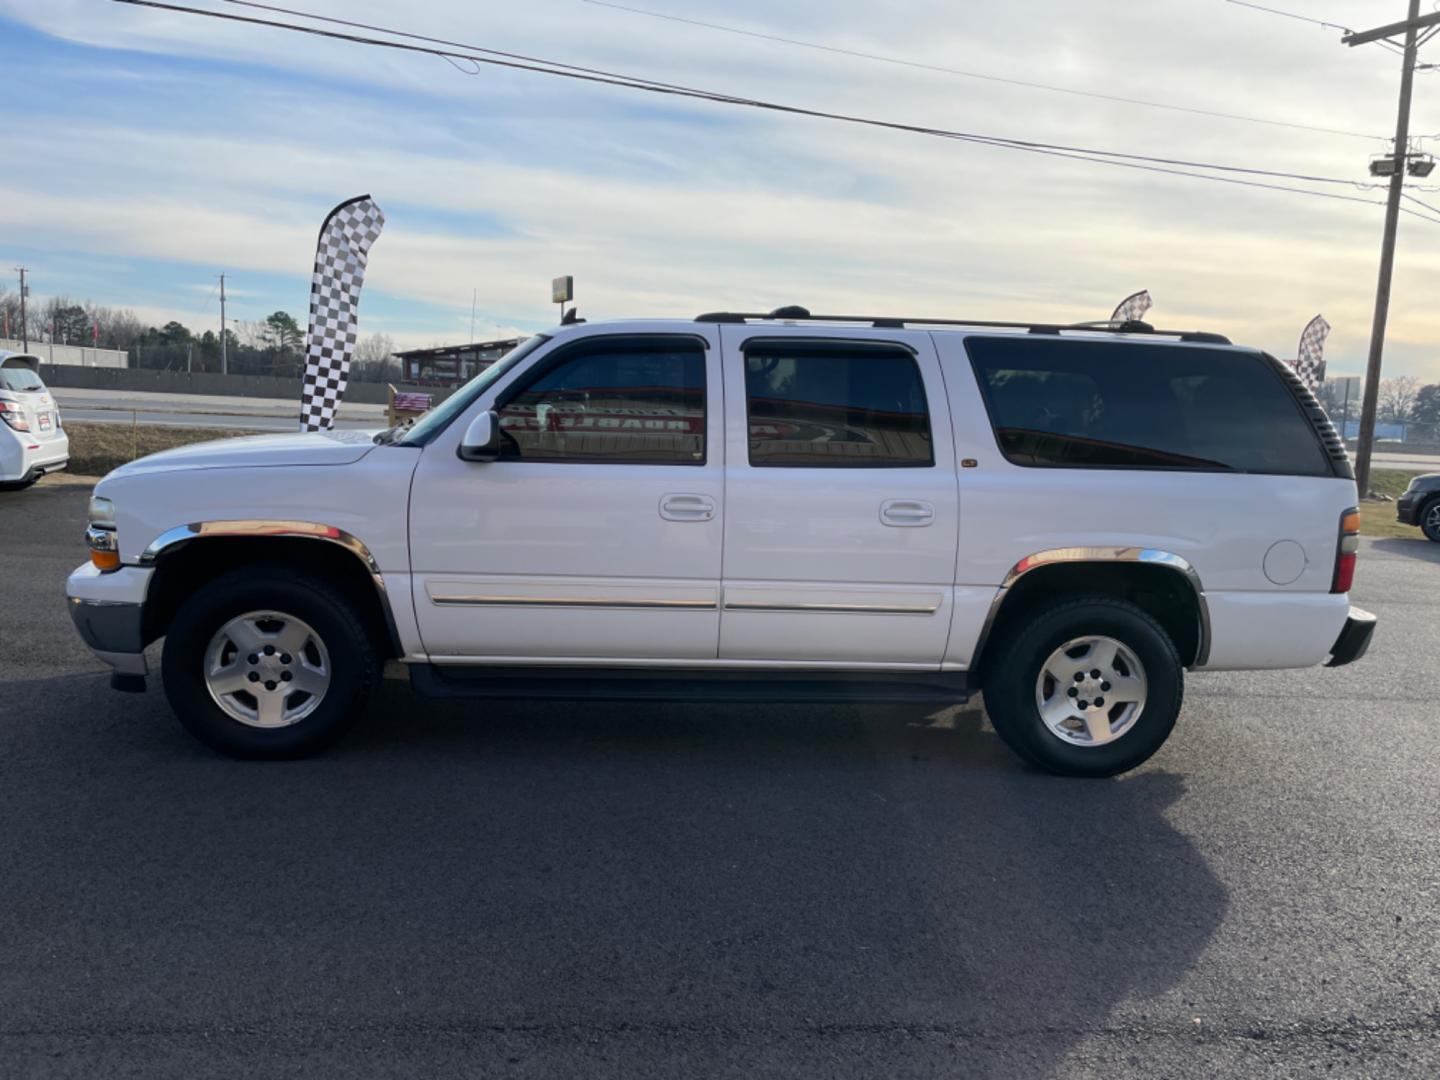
2, 475, 1438, 1078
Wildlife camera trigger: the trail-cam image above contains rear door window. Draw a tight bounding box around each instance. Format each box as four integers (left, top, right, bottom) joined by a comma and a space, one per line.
743, 340, 933, 467
965, 337, 1332, 476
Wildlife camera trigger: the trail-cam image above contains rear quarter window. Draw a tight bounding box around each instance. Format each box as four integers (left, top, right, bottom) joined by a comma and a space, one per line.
964, 337, 1334, 477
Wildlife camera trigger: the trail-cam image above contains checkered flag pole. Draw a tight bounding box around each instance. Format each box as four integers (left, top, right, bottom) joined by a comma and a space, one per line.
1110, 289, 1152, 324
1291, 314, 1330, 392
299, 195, 385, 431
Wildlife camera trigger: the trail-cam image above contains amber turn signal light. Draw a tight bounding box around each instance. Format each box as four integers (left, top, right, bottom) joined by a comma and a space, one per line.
89, 548, 121, 572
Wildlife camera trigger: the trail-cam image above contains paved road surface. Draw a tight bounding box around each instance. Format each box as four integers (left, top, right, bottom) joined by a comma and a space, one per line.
62, 407, 379, 432
2, 476, 1438, 1077
53, 387, 387, 432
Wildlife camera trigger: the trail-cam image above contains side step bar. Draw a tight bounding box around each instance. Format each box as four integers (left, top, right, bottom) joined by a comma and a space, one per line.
410, 664, 972, 705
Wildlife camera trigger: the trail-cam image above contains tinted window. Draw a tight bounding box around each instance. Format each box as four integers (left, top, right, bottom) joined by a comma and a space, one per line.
966, 337, 1331, 476
745, 341, 933, 467
498, 336, 705, 465
0, 365, 45, 393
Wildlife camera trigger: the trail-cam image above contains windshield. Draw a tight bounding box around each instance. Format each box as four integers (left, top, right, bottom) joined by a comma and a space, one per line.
398, 334, 551, 446
0, 366, 46, 393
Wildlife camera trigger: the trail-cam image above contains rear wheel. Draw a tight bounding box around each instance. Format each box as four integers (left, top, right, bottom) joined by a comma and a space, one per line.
161, 568, 378, 758
984, 597, 1183, 777
1421, 497, 1440, 543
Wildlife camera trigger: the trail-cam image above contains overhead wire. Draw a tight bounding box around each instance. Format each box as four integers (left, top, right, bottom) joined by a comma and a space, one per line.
581, 0, 1379, 140
109, 0, 1436, 223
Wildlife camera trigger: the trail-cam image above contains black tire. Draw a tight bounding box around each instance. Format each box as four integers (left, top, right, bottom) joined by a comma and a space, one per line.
983, 597, 1183, 778
1420, 496, 1440, 543
161, 567, 378, 759
0, 477, 38, 491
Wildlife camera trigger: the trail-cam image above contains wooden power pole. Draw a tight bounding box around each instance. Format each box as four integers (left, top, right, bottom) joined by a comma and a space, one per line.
1344, 0, 1439, 496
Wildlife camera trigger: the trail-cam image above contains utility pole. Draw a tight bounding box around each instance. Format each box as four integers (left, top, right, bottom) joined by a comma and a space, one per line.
14, 267, 28, 351
470, 287, 477, 343
1344, 0, 1439, 496
219, 273, 227, 376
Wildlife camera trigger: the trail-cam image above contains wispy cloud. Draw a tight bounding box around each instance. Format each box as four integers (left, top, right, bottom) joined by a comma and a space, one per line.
0, 0, 1436, 375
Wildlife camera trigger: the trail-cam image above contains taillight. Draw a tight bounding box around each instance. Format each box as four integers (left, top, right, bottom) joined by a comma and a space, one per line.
1332, 507, 1360, 593
0, 400, 30, 431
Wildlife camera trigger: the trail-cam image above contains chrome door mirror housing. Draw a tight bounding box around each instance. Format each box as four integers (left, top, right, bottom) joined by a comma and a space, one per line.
457, 410, 501, 462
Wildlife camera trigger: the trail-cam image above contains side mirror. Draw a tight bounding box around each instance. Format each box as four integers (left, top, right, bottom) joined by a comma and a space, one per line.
457, 410, 501, 462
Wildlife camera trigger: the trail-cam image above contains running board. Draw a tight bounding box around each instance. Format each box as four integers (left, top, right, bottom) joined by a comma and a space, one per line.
409, 664, 971, 705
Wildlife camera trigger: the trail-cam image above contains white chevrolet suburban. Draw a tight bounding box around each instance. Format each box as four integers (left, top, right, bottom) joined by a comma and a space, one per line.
66, 309, 1375, 777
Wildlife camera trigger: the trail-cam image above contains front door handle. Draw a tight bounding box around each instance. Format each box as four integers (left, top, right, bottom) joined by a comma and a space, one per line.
660, 493, 716, 522
880, 499, 934, 527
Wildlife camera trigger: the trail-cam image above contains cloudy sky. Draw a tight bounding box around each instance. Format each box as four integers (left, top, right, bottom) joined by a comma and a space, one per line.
2, 0, 1438, 379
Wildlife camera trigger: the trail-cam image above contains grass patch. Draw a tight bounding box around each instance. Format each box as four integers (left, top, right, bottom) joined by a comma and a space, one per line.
1361, 469, 1424, 539
63, 421, 259, 478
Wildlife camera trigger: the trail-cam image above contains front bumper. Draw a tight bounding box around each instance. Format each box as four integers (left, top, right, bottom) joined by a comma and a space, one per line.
66, 563, 154, 676
1325, 606, 1376, 668
1396, 492, 1421, 525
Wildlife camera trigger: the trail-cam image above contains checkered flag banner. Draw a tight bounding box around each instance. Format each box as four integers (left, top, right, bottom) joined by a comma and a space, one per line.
1110, 289, 1152, 324
299, 194, 385, 431
1292, 314, 1331, 392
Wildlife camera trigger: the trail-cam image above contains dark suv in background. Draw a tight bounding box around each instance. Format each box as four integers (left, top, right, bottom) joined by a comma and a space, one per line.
1397, 474, 1440, 542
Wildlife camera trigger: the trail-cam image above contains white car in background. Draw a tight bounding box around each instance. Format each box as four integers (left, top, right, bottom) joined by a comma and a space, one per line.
0, 351, 69, 489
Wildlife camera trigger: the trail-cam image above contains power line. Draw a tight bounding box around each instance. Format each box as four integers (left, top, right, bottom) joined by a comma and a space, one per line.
582, 0, 1379, 140
1221, 0, 1407, 56
1222, 0, 1351, 33
111, 0, 1426, 220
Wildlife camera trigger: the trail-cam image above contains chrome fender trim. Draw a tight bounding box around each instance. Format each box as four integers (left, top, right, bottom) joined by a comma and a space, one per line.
973, 546, 1211, 672
137, 520, 399, 652
139, 520, 381, 574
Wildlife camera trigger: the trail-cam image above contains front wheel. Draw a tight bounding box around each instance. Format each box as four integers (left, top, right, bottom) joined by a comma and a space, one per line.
1421, 498, 1440, 543
161, 568, 379, 758
983, 597, 1183, 778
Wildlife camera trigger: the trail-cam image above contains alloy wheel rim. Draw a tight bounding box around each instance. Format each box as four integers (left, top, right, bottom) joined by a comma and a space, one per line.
1034, 635, 1148, 748
1426, 503, 1440, 532
202, 610, 331, 728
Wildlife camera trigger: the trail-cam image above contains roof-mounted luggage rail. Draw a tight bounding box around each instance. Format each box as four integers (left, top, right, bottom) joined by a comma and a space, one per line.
694, 307, 1231, 345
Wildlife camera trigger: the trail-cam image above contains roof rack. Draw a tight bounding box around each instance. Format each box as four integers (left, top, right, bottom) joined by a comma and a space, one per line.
694, 307, 1231, 345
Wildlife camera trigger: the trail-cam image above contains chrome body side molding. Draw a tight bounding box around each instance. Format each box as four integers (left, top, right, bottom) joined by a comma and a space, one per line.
972, 547, 1211, 671
722, 599, 941, 616
429, 593, 718, 611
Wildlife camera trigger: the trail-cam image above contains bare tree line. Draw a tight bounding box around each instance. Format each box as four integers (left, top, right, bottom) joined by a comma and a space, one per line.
0, 288, 398, 382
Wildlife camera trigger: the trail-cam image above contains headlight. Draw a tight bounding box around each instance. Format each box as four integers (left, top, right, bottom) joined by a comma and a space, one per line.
87, 496, 120, 571
88, 495, 116, 529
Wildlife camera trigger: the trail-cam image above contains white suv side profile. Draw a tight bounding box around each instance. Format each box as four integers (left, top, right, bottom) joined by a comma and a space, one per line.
65, 309, 1375, 777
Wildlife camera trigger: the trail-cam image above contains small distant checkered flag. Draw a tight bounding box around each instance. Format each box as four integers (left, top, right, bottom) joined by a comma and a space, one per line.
1292, 314, 1330, 392
1111, 290, 1152, 324
299, 194, 385, 431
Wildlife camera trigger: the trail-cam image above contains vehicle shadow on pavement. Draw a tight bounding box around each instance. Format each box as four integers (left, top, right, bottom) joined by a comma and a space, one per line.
0, 674, 1229, 1076
1367, 537, 1440, 565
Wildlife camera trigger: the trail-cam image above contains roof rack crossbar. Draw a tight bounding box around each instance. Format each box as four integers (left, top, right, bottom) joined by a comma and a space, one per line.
693, 311, 1229, 344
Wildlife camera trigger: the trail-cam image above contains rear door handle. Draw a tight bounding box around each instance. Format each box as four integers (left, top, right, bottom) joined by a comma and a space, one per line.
880, 499, 934, 527
660, 493, 716, 522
